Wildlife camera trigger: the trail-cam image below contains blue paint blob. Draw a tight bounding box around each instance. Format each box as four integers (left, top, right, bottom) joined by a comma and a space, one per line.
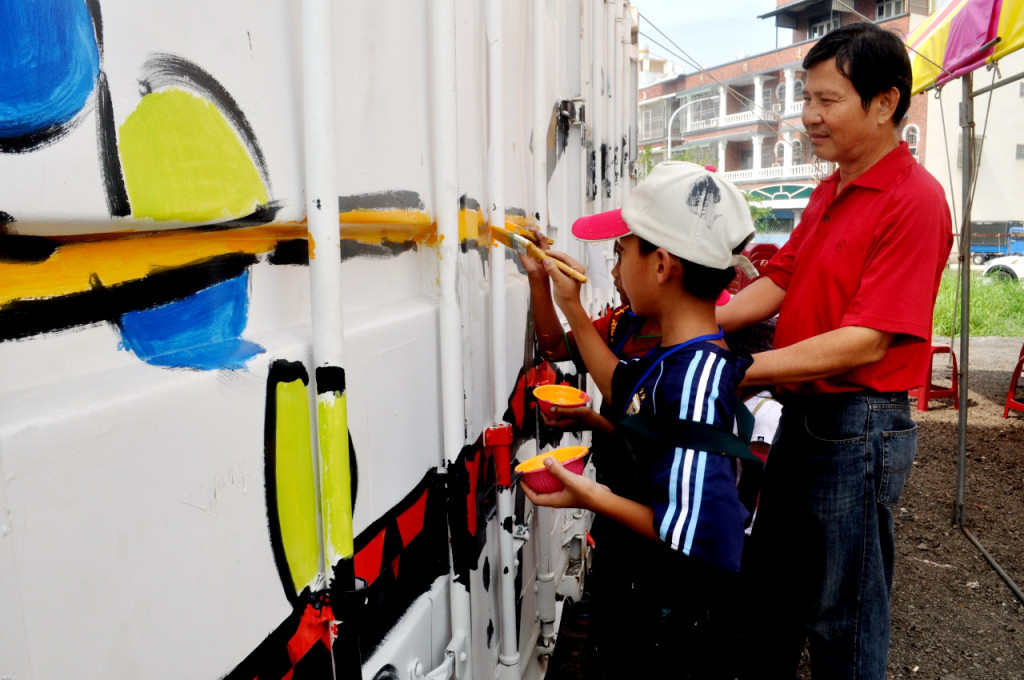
0, 0, 100, 139
119, 272, 265, 371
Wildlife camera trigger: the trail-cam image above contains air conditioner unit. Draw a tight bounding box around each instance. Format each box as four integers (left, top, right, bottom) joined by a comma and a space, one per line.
772, 103, 783, 114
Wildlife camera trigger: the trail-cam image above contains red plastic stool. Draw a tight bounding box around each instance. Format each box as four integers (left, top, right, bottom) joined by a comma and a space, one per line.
1002, 342, 1024, 418
909, 344, 959, 412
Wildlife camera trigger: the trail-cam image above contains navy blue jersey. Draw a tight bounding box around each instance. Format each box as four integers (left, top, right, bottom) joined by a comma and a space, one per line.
611, 341, 750, 572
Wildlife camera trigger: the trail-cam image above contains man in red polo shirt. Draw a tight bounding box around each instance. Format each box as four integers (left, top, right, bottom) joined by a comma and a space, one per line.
718, 23, 953, 680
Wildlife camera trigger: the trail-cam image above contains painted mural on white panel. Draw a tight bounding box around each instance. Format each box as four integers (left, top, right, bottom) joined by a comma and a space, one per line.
0, 0, 636, 677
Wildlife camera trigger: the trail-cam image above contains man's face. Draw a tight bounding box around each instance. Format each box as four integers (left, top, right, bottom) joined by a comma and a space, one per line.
801, 57, 886, 166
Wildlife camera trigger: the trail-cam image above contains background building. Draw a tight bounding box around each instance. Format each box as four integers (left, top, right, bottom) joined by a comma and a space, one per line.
637, 0, 934, 241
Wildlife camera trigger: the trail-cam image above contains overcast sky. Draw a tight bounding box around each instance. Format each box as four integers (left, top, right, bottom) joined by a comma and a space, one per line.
631, 0, 790, 72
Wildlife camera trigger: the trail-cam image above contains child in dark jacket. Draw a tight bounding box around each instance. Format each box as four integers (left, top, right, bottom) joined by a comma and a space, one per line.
522, 162, 758, 679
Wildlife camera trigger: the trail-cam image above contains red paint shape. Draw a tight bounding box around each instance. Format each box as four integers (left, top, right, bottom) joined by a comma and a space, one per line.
528, 363, 557, 388
286, 602, 335, 666
354, 529, 386, 586
396, 491, 427, 547
510, 374, 527, 427
465, 454, 480, 536
391, 553, 401, 580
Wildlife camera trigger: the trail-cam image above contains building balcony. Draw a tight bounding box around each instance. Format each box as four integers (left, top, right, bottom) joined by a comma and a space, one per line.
724, 161, 829, 184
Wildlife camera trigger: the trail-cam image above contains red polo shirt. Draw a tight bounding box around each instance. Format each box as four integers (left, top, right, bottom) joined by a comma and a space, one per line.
760, 142, 953, 394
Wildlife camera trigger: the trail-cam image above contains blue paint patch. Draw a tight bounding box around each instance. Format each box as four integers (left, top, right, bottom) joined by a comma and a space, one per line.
0, 0, 100, 139
119, 272, 265, 370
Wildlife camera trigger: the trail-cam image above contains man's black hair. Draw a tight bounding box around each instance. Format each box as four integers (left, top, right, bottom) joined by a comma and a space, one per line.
803, 22, 912, 127
637, 237, 735, 302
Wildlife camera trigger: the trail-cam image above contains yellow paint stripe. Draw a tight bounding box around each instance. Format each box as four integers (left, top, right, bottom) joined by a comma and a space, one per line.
275, 378, 321, 596
317, 390, 354, 562
1, 224, 304, 304
1, 206, 499, 305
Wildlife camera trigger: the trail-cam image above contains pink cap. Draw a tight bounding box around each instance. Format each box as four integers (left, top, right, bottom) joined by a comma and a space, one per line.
571, 208, 631, 242
715, 289, 731, 306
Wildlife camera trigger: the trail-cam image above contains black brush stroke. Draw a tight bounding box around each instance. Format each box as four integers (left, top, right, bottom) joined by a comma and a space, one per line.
263, 359, 311, 606
140, 54, 273, 195
0, 253, 255, 341
0, 233, 58, 263
338, 190, 424, 212
95, 70, 131, 216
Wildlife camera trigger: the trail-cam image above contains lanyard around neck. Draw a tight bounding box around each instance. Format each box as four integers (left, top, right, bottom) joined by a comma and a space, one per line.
625, 326, 725, 412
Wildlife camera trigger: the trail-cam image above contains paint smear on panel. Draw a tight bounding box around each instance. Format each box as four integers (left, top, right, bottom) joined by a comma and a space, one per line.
0, 0, 99, 151
273, 374, 321, 596
118, 88, 268, 222
118, 270, 264, 370
315, 375, 354, 565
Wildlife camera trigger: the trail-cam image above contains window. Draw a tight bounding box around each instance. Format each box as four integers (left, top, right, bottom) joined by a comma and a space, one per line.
774, 141, 786, 164
740, 148, 753, 170
639, 103, 665, 142
792, 139, 805, 165
762, 87, 772, 111
809, 15, 839, 39
876, 0, 905, 19
692, 97, 717, 122
793, 79, 804, 99
902, 124, 920, 156
690, 145, 717, 168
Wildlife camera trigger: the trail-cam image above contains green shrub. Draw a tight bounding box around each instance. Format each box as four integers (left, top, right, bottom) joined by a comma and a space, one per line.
933, 269, 1024, 337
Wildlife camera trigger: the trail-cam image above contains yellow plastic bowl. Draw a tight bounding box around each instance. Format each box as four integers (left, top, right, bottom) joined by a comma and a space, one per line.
533, 384, 590, 418
515, 445, 588, 493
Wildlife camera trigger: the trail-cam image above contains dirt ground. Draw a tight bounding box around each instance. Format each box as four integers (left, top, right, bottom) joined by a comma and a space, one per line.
546, 335, 1024, 680
884, 335, 1024, 680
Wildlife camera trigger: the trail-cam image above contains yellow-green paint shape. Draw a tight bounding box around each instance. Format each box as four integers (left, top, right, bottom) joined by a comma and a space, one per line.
317, 390, 354, 563
275, 378, 321, 595
119, 88, 268, 223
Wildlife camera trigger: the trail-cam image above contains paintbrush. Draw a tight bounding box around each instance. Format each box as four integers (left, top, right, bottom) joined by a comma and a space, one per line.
491, 226, 588, 283
505, 222, 555, 246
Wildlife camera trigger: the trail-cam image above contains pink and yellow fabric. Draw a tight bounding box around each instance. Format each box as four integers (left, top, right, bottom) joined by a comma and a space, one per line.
907, 0, 1024, 95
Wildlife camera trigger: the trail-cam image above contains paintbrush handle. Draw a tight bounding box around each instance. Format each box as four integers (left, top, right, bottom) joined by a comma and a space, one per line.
534, 248, 588, 283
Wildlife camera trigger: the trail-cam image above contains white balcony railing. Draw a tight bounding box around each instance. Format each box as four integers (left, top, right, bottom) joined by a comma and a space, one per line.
723, 161, 829, 183
685, 108, 778, 134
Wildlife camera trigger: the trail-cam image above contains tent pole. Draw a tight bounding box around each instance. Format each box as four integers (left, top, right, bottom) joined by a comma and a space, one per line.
952, 71, 1024, 605
954, 73, 972, 528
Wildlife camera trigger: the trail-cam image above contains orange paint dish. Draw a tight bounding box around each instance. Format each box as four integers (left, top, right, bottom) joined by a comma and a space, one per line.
533, 384, 590, 418
515, 445, 588, 493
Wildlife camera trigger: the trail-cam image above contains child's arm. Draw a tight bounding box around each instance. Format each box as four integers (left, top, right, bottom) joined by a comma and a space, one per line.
521, 457, 659, 541
539, 404, 615, 433
518, 228, 572, 362
522, 258, 571, 362
540, 252, 619, 400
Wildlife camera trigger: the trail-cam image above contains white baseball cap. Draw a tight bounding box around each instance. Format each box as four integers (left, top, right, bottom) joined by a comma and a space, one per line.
572, 161, 757, 277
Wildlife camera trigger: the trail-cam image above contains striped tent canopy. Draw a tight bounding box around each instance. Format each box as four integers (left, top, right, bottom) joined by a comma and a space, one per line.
907, 0, 1024, 95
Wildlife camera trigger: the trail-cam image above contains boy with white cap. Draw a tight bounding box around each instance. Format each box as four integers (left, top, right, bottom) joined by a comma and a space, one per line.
521, 161, 756, 679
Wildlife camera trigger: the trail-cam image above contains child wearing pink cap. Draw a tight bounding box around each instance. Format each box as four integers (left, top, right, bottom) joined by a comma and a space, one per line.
521, 162, 758, 679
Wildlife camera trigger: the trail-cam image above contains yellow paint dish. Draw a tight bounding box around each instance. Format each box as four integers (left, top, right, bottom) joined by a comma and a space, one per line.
533, 384, 589, 417
515, 446, 588, 493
